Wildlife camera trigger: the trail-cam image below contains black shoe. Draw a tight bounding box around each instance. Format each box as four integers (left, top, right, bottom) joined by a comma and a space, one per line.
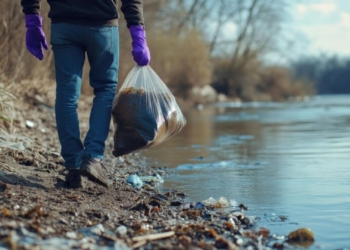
80, 156, 113, 187
65, 169, 85, 188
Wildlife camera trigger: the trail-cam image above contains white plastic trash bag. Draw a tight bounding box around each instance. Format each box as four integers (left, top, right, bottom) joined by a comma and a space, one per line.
112, 66, 186, 157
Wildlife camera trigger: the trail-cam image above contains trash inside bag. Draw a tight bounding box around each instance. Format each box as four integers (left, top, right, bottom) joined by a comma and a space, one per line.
112, 66, 186, 157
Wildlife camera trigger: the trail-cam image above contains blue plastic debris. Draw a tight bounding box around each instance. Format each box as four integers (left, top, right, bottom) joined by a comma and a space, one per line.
126, 174, 143, 188
193, 202, 205, 209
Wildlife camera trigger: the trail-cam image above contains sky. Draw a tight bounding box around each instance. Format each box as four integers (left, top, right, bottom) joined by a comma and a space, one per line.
214, 0, 350, 65
288, 0, 350, 57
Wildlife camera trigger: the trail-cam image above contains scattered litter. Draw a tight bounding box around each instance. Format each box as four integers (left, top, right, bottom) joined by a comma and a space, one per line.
126, 174, 143, 188
264, 213, 287, 222
138, 173, 164, 183
0, 226, 130, 250
192, 202, 205, 209
272, 234, 286, 240
25, 120, 35, 128
202, 197, 229, 208
229, 199, 238, 207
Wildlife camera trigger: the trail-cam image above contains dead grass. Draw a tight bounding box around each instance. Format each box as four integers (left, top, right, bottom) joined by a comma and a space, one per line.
0, 0, 312, 104
212, 56, 313, 102
0, 82, 15, 133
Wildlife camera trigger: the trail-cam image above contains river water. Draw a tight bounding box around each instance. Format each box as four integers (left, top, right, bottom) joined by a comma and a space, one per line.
142, 95, 350, 249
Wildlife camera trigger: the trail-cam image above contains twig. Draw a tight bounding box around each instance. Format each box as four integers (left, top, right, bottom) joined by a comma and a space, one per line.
132, 231, 175, 242
132, 240, 147, 249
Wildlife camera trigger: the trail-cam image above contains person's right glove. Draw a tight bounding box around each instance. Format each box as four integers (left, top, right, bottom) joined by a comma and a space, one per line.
25, 14, 48, 60
129, 25, 151, 66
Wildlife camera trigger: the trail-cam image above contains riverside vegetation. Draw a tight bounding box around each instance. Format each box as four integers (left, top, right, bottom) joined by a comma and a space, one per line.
1, 0, 314, 106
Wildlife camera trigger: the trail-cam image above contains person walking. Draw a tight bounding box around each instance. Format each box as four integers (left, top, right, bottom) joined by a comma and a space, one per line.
20, 0, 150, 188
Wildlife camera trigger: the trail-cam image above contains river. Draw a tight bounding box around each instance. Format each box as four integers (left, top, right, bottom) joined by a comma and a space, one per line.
142, 95, 350, 249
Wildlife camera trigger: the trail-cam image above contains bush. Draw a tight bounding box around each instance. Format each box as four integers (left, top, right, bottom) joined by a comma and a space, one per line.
212, 56, 313, 102
0, 0, 53, 83
0, 82, 15, 133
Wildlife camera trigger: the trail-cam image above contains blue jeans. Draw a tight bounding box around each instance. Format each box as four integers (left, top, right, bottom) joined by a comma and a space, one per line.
50, 23, 119, 169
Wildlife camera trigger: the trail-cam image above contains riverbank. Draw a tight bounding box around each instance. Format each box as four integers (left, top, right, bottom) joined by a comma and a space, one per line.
0, 93, 314, 249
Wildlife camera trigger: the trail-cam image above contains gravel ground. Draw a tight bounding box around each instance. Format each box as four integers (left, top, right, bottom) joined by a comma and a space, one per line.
0, 93, 314, 250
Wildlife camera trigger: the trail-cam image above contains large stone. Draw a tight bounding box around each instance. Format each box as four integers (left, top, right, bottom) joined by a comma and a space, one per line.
287, 228, 314, 247
189, 85, 218, 104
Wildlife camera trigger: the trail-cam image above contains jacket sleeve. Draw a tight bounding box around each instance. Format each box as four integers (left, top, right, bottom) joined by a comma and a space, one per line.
120, 0, 144, 27
21, 0, 41, 14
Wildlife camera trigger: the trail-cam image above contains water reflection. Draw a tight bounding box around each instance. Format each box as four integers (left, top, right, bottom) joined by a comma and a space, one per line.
142, 95, 350, 249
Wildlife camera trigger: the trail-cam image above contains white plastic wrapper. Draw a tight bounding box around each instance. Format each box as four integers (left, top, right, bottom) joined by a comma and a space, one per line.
112, 66, 186, 157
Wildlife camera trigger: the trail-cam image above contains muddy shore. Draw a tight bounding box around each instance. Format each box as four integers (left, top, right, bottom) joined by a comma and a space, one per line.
0, 93, 314, 250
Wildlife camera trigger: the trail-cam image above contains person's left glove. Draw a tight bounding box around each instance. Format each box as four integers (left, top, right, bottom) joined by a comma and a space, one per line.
25, 14, 48, 60
129, 25, 150, 66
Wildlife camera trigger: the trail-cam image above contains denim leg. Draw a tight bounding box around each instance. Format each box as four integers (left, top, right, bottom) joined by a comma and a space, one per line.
83, 26, 119, 159
51, 23, 85, 169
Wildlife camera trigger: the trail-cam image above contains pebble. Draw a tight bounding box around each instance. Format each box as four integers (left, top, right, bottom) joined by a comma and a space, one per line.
66, 232, 77, 239
116, 225, 127, 236
78, 224, 105, 237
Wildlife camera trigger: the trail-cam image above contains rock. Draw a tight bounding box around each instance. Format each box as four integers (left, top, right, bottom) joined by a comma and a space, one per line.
78, 224, 105, 237
272, 242, 285, 249
65, 231, 77, 239
0, 182, 8, 192
170, 201, 182, 206
116, 225, 127, 236
287, 228, 314, 245
189, 85, 218, 104
217, 93, 228, 102
179, 235, 192, 245
215, 236, 239, 250
258, 227, 270, 238
25, 120, 36, 128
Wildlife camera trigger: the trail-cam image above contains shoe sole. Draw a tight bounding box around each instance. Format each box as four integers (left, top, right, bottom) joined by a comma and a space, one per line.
65, 173, 85, 189
81, 168, 112, 187
69, 182, 85, 189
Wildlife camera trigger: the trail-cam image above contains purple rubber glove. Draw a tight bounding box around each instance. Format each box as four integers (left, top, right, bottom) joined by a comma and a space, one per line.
129, 25, 150, 66
25, 14, 48, 60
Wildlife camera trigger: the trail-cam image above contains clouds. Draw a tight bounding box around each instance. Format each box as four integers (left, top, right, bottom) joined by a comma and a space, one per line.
296, 2, 337, 16
340, 12, 350, 26
290, 0, 350, 56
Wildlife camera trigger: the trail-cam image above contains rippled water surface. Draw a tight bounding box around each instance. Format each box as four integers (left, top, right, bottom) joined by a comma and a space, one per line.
142, 95, 350, 249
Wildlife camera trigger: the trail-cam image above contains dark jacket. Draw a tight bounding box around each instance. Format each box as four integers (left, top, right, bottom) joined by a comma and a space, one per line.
21, 0, 144, 27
